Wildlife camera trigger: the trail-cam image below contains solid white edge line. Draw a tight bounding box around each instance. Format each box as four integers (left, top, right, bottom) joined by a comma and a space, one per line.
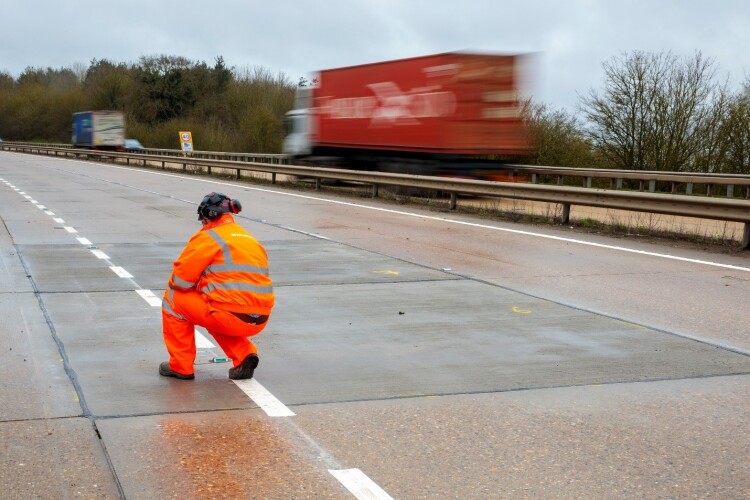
260, 192, 750, 273
76, 237, 92, 245
135, 289, 162, 307
231, 378, 296, 417
329, 469, 394, 500
87, 161, 750, 274
109, 266, 133, 278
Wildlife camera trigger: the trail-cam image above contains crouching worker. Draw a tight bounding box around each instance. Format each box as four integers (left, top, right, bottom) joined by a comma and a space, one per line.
159, 192, 274, 381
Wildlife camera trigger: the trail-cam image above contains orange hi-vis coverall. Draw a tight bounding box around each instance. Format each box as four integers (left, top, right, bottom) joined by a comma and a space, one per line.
161, 213, 274, 376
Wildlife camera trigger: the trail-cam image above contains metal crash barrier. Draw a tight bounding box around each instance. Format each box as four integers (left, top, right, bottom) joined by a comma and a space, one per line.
2, 142, 749, 249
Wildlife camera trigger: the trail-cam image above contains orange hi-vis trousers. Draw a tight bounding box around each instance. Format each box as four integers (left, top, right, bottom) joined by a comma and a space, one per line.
162, 288, 269, 375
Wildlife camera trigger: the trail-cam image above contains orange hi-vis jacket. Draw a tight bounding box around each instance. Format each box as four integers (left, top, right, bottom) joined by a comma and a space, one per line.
168, 214, 274, 315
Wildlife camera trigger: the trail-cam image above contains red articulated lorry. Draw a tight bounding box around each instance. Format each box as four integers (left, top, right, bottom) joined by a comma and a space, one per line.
283, 52, 530, 179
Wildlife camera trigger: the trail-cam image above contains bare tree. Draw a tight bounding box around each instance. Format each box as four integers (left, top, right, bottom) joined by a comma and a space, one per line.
581, 51, 721, 172
718, 81, 750, 174
520, 100, 598, 167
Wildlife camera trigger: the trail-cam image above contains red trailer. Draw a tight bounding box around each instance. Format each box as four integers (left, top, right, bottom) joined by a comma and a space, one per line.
283, 52, 530, 177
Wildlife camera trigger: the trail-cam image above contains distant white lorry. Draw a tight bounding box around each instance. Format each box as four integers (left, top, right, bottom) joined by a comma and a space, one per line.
72, 111, 125, 150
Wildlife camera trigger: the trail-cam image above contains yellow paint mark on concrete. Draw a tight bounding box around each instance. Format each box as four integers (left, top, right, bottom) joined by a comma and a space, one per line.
371, 270, 399, 275
512, 306, 531, 314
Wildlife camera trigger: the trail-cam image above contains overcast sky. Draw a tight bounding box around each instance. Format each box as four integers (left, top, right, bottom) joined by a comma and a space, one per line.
2, 1, 748, 112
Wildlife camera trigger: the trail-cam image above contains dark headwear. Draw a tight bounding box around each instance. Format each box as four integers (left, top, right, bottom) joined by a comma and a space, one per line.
197, 192, 242, 221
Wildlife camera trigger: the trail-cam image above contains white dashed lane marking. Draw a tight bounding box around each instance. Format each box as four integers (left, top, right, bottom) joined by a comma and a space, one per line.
2, 174, 393, 498
135, 289, 162, 307
109, 266, 133, 278
194, 329, 215, 348
91, 249, 109, 259
232, 379, 296, 417
329, 469, 394, 500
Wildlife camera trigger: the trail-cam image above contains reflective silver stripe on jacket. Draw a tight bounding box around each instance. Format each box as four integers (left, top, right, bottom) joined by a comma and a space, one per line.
205, 263, 269, 276
162, 289, 187, 320
203, 229, 271, 291
206, 229, 234, 263
200, 281, 274, 295
171, 273, 196, 289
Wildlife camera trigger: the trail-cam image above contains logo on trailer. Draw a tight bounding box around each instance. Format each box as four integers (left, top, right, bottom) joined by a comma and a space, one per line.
317, 82, 456, 128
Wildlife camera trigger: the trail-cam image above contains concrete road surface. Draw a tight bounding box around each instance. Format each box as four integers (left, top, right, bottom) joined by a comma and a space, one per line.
1, 151, 749, 499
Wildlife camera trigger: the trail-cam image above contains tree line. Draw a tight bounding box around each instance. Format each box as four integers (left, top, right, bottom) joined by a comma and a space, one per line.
0, 55, 296, 153
0, 51, 748, 174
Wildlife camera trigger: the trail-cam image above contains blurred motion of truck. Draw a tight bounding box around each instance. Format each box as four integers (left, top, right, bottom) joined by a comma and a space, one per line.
124, 138, 145, 152
72, 111, 126, 151
283, 52, 530, 179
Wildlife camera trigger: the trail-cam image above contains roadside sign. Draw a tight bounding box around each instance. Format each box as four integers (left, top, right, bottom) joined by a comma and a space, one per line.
179, 131, 193, 152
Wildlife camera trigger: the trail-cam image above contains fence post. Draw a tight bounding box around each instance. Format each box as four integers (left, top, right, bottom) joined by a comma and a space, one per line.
372, 184, 379, 198
649, 180, 656, 192
272, 173, 276, 184
450, 192, 457, 210
743, 223, 750, 250
315, 178, 321, 190
561, 204, 571, 224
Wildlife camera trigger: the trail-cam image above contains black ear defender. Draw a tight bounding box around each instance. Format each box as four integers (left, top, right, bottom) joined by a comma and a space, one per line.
229, 199, 242, 214
198, 192, 241, 221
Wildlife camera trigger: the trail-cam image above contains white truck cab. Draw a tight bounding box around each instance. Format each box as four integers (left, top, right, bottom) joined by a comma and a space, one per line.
282, 109, 312, 157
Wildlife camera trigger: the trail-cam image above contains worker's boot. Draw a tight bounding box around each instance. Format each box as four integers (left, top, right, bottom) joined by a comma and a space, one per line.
228, 353, 259, 380
159, 361, 195, 380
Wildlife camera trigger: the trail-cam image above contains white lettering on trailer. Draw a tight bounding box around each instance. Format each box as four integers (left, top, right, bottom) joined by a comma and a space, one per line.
317, 83, 456, 125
